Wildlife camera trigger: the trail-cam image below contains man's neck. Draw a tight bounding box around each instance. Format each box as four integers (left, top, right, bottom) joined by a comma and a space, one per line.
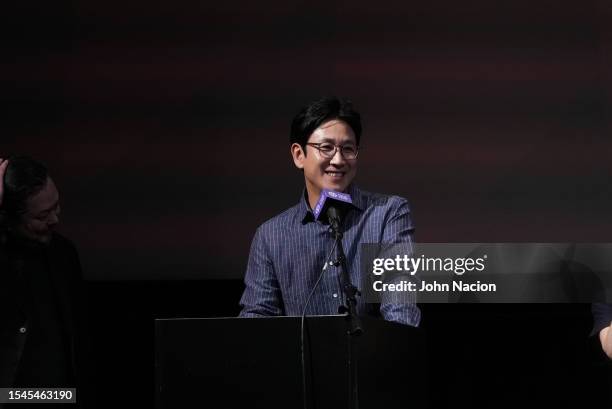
306, 189, 320, 211
7, 231, 49, 251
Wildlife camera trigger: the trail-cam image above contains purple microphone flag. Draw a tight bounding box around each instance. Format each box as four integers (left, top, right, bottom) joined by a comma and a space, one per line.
313, 189, 353, 220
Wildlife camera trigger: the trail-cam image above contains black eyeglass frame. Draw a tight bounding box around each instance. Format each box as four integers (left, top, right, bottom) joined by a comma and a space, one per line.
305, 142, 360, 160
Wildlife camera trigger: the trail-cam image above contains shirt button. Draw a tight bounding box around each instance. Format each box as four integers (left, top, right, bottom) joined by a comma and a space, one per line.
332, 293, 338, 298
19, 327, 27, 334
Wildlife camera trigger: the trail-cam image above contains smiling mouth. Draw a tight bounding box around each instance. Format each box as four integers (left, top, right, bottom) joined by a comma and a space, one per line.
325, 171, 345, 178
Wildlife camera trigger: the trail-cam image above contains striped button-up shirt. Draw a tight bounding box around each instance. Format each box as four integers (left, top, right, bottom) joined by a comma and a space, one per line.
238, 184, 421, 326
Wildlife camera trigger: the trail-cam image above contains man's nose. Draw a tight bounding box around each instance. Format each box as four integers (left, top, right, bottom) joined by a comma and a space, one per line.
329, 148, 346, 166
48, 212, 59, 226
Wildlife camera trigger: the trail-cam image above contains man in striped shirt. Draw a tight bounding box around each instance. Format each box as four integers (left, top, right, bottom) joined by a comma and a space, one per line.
239, 97, 420, 327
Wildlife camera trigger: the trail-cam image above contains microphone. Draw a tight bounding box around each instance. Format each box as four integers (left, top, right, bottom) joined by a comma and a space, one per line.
312, 189, 353, 233
326, 206, 342, 233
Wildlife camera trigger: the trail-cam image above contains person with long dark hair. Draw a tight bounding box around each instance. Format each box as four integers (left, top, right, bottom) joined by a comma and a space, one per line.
0, 156, 87, 407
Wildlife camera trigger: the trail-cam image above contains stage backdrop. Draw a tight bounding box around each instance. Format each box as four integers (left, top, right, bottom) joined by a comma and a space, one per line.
3, 0, 612, 279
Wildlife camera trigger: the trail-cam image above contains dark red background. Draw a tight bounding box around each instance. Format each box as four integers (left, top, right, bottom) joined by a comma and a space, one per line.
3, 0, 612, 279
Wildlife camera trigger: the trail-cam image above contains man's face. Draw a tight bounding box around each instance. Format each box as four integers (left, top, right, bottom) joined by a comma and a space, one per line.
15, 177, 61, 245
291, 119, 358, 206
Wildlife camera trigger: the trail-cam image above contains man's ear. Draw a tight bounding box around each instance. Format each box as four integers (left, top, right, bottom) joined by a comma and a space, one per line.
291, 143, 305, 169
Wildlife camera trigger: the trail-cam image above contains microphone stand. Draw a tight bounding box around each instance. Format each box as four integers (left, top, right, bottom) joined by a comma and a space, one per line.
328, 212, 362, 409
330, 223, 363, 336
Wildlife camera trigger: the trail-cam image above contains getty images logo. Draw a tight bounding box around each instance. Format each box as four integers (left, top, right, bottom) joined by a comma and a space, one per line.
372, 254, 488, 276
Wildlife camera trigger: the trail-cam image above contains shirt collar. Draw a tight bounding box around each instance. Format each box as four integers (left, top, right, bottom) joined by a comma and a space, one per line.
300, 184, 365, 224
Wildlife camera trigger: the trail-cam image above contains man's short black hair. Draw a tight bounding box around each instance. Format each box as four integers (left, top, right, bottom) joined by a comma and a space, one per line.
0, 156, 49, 231
290, 96, 362, 151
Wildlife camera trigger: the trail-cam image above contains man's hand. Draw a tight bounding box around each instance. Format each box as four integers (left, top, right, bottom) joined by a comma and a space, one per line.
0, 158, 8, 207
601, 324, 612, 359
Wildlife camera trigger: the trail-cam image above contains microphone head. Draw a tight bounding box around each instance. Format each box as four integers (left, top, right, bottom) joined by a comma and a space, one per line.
313, 189, 353, 222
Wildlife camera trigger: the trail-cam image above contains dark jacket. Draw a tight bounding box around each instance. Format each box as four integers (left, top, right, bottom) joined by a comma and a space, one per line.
0, 232, 84, 388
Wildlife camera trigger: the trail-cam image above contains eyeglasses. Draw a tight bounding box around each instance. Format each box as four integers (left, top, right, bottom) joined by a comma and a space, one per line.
306, 143, 359, 160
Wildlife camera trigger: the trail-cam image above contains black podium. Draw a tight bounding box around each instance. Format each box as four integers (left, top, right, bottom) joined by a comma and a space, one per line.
155, 315, 426, 409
